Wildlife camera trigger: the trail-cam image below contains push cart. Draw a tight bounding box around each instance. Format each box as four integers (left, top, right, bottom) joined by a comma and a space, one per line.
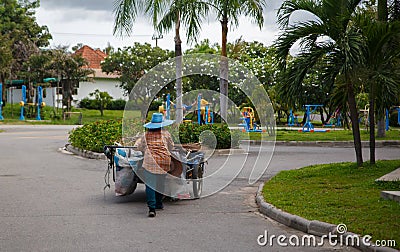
103, 145, 206, 199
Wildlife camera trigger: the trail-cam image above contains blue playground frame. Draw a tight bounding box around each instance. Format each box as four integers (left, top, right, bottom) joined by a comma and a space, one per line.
287, 109, 300, 127
239, 107, 263, 132
301, 104, 329, 132
197, 94, 213, 125
0, 83, 3, 120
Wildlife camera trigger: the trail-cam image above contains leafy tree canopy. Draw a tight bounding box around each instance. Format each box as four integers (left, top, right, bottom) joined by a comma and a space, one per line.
101, 42, 174, 96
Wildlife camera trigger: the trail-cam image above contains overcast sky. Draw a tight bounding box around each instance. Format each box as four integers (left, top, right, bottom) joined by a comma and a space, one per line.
35, 0, 286, 51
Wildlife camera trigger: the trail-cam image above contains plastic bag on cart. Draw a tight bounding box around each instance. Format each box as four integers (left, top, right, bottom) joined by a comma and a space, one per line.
165, 173, 191, 199
165, 151, 191, 199
114, 148, 143, 196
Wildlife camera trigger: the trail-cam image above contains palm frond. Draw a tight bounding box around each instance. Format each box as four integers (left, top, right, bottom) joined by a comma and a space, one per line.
113, 0, 142, 36
277, 0, 321, 28
275, 20, 327, 69
180, 0, 210, 43
241, 0, 267, 28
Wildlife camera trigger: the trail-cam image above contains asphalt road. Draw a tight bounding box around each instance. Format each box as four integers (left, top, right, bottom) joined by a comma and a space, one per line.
0, 125, 398, 252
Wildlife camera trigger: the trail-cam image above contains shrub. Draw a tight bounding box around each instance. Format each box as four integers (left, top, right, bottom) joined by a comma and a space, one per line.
177, 123, 240, 149
69, 120, 240, 152
79, 97, 97, 109
79, 97, 127, 110
107, 99, 126, 110
149, 100, 163, 111
69, 120, 122, 153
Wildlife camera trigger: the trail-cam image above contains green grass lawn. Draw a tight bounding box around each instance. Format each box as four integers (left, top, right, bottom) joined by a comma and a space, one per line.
244, 128, 400, 141
263, 160, 400, 248
1, 103, 399, 142
0, 103, 156, 125
0, 104, 130, 125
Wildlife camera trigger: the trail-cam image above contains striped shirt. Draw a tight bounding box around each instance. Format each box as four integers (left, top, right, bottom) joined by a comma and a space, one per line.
134, 130, 174, 174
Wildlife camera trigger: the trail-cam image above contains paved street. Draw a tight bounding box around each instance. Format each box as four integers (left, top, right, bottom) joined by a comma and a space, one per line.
0, 125, 398, 251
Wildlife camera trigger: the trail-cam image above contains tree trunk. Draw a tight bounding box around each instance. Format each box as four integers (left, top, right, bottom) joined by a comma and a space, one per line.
369, 83, 376, 165
378, 0, 388, 21
174, 12, 183, 124
319, 108, 325, 125
219, 17, 229, 121
377, 117, 386, 137
346, 77, 363, 166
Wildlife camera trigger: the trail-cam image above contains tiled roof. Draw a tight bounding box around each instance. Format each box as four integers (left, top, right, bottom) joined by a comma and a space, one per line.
89, 69, 119, 79
74, 45, 106, 69
73, 45, 120, 79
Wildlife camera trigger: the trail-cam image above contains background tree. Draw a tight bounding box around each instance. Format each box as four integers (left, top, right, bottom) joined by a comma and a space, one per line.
101, 42, 173, 118
0, 0, 51, 104
49, 49, 93, 112
89, 89, 113, 116
207, 0, 266, 119
355, 13, 400, 164
275, 0, 365, 166
113, 0, 209, 123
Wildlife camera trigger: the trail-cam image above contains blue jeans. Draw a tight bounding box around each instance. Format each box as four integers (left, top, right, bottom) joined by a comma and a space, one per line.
143, 169, 166, 210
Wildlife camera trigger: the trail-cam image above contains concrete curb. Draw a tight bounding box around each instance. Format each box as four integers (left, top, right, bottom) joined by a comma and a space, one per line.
242, 140, 400, 148
64, 144, 106, 160
256, 183, 399, 252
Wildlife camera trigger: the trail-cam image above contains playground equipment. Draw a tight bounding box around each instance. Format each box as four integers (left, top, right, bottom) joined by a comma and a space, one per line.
287, 109, 300, 127
36, 86, 44, 120
324, 109, 342, 127
158, 93, 171, 119
20, 85, 45, 120
386, 107, 400, 129
386, 109, 390, 131
397, 107, 400, 126
159, 93, 195, 122
300, 104, 329, 133
19, 85, 26, 120
197, 94, 213, 125
0, 83, 3, 120
239, 107, 263, 132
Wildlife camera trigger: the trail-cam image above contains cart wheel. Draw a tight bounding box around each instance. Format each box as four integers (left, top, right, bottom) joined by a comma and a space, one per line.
192, 163, 204, 199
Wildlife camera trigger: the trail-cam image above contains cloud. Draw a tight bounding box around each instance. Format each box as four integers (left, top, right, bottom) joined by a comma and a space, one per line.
40, 0, 114, 11
37, 0, 287, 50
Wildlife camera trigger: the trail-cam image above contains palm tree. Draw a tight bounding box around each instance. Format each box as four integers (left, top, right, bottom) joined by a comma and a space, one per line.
156, 0, 210, 123
209, 0, 267, 119
275, 0, 365, 166
113, 0, 209, 123
355, 14, 400, 164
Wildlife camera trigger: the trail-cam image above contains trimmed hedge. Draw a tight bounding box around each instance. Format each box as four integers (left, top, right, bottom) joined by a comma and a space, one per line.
177, 123, 240, 149
79, 98, 127, 110
69, 119, 239, 153
69, 120, 122, 153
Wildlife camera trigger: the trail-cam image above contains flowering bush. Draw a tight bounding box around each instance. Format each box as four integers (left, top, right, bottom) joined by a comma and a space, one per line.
69, 119, 239, 153
68, 120, 122, 153
177, 123, 240, 149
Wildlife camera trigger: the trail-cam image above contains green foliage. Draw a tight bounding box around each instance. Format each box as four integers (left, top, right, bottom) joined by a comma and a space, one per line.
149, 100, 163, 111
101, 42, 172, 119
101, 43, 173, 96
0, 0, 52, 101
68, 120, 122, 153
79, 98, 127, 110
177, 123, 240, 149
89, 89, 113, 116
263, 160, 400, 248
107, 99, 127, 110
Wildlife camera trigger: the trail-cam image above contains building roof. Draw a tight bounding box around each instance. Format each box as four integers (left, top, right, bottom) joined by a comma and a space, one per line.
89, 69, 119, 79
73, 45, 120, 79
